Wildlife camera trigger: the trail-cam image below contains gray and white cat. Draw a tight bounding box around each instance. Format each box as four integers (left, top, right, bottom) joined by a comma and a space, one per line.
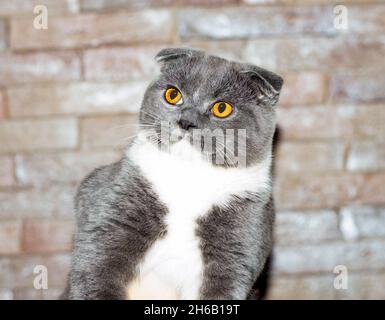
62, 48, 283, 300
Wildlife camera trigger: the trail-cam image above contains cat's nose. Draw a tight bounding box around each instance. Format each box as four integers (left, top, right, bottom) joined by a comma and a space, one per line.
178, 119, 197, 131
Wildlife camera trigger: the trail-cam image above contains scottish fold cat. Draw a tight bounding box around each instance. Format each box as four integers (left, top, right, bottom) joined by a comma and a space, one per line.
63, 48, 283, 300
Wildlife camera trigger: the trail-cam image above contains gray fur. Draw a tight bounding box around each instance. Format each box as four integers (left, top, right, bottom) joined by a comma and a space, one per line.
62, 48, 283, 300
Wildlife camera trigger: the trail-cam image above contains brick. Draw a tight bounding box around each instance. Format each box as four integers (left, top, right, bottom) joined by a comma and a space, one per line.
84, 46, 163, 81
80, 114, 138, 150
166, 0, 239, 4
335, 272, 385, 299
0, 0, 79, 16
0, 52, 81, 86
340, 206, 385, 241
275, 142, 345, 173
12, 288, 43, 300
0, 156, 15, 186
0, 105, 4, 119
246, 36, 385, 74
42, 288, 64, 300
242, 0, 281, 3
185, 41, 245, 62
8, 82, 146, 117
243, 39, 278, 71
13, 288, 67, 300
330, 74, 385, 103
272, 240, 385, 274
266, 274, 335, 300
277, 105, 385, 140
82, 0, 159, 10
0, 118, 78, 153
16, 253, 71, 288
354, 173, 385, 205
84, 43, 244, 81
297, 36, 385, 74
0, 289, 13, 300
267, 272, 385, 300
347, 141, 385, 172
6, 288, 64, 300
275, 210, 340, 245
0, 221, 22, 254
272, 0, 385, 3
15, 150, 120, 187
277, 106, 354, 140
0, 258, 15, 287
279, 72, 327, 106
0, 90, 6, 119
348, 4, 385, 34
352, 105, 385, 139
81, 0, 238, 11
275, 173, 343, 210
277, 106, 354, 139
0, 185, 76, 219
0, 20, 5, 51
275, 172, 385, 210
10, 10, 173, 50
22, 219, 74, 253
0, 253, 71, 290
177, 6, 336, 40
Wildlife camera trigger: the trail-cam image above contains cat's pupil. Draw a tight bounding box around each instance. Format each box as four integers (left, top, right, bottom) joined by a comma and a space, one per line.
170, 90, 178, 100
218, 103, 226, 113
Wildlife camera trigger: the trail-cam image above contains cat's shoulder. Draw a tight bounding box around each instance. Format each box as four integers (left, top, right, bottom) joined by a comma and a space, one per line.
75, 156, 156, 217
74, 161, 121, 217
77, 161, 121, 196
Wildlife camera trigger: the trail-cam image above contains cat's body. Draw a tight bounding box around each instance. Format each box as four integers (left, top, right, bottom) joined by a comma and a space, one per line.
126, 137, 272, 299
63, 48, 282, 300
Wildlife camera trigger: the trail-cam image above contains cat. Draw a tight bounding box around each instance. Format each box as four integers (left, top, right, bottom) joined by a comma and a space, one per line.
62, 48, 283, 300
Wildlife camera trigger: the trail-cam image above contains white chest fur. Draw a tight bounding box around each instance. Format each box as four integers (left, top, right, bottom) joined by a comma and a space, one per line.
126, 138, 271, 299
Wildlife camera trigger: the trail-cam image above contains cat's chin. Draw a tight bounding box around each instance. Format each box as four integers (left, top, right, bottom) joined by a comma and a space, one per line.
169, 127, 189, 143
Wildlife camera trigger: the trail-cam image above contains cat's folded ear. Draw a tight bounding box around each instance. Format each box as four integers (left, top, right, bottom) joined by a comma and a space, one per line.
155, 48, 202, 64
241, 65, 284, 106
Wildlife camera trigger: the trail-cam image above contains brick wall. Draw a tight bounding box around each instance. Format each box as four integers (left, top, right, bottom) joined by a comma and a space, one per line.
0, 0, 384, 300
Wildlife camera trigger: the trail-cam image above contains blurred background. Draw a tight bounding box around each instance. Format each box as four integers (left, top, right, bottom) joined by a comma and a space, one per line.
0, 0, 385, 299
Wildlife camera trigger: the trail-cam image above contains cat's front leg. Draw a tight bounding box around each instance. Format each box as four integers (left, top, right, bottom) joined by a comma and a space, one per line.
66, 239, 137, 300
197, 229, 259, 300
198, 262, 257, 300
65, 216, 156, 300
197, 199, 273, 300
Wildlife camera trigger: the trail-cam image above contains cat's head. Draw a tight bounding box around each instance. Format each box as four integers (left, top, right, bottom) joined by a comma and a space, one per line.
138, 48, 283, 167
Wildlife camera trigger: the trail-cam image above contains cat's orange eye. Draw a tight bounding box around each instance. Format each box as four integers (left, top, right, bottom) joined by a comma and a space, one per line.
212, 102, 233, 118
164, 87, 183, 105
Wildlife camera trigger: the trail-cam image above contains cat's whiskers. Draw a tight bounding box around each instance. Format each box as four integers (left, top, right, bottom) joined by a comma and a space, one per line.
210, 139, 238, 167
140, 110, 163, 122
108, 123, 155, 130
